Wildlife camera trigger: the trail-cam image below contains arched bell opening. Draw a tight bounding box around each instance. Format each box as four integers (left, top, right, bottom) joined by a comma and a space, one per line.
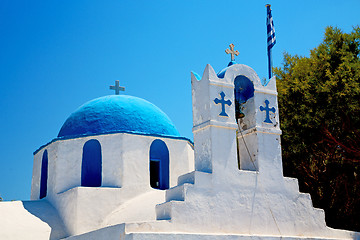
234, 75, 254, 169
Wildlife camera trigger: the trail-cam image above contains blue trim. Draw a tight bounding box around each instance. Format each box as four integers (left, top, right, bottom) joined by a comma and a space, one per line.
33, 131, 193, 155
217, 61, 237, 78
261, 77, 271, 86
227, 61, 237, 67
192, 71, 201, 80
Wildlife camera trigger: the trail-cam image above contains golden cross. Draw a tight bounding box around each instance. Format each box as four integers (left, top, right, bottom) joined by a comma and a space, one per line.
225, 43, 239, 61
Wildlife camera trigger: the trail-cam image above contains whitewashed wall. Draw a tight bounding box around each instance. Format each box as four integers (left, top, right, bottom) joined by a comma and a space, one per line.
31, 132, 194, 235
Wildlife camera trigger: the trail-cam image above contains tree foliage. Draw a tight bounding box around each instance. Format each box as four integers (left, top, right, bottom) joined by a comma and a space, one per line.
274, 26, 360, 231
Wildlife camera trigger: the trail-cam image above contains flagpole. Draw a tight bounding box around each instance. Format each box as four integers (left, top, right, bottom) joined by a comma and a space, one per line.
266, 4, 275, 80
268, 46, 272, 79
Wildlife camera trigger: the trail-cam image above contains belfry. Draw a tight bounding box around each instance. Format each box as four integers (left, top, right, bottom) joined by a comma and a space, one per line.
0, 44, 358, 240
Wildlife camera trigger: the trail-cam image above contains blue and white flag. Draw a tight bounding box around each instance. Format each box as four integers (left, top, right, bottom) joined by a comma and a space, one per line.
266, 4, 276, 51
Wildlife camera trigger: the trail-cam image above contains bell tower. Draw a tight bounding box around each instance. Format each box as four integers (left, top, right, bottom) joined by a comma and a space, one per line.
191, 63, 238, 177
192, 43, 283, 183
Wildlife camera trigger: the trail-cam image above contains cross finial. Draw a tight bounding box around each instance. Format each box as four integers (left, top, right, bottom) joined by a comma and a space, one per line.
109, 80, 125, 95
225, 43, 239, 61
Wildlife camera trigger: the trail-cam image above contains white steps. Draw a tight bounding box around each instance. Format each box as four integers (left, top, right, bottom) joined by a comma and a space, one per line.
165, 183, 191, 202
177, 171, 212, 186
156, 171, 213, 221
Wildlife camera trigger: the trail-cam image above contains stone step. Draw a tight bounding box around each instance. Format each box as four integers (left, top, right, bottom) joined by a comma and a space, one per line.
314, 207, 326, 222
165, 184, 191, 202
298, 192, 314, 208
177, 171, 212, 187
156, 201, 171, 220
156, 201, 178, 221
284, 177, 300, 194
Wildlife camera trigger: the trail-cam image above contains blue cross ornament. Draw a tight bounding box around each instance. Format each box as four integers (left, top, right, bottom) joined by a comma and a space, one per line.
214, 91, 232, 117
260, 100, 275, 123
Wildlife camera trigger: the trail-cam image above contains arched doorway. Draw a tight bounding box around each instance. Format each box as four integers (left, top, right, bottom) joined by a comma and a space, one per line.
40, 150, 48, 199
149, 139, 169, 190
81, 139, 102, 187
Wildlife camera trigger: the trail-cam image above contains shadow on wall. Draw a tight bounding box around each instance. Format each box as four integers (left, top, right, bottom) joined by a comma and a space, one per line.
23, 200, 68, 239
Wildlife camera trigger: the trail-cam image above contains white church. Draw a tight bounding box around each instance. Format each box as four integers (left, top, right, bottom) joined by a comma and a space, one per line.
0, 45, 359, 240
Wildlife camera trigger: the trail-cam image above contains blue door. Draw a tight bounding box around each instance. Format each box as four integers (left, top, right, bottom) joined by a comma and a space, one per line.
149, 139, 169, 190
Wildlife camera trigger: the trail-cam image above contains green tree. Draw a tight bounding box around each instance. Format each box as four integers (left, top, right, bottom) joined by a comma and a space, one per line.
274, 26, 360, 231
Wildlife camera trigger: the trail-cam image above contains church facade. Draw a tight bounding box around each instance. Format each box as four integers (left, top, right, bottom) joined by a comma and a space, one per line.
0, 48, 359, 239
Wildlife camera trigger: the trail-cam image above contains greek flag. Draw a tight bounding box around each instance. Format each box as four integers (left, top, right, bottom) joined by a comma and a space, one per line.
266, 4, 276, 51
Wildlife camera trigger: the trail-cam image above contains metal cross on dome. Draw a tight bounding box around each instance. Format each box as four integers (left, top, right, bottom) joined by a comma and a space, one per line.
110, 80, 125, 95
225, 43, 239, 61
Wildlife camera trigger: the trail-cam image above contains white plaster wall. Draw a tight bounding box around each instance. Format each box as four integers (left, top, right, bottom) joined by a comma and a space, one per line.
0, 201, 52, 239
167, 137, 194, 187
255, 91, 279, 131
0, 200, 68, 240
31, 142, 60, 201
191, 65, 212, 127
209, 83, 236, 125
191, 64, 237, 127
47, 142, 61, 205
210, 126, 238, 177
55, 136, 97, 194
32, 134, 125, 201
193, 127, 212, 173
67, 230, 359, 240
121, 134, 151, 189
256, 132, 283, 183
160, 63, 359, 238
153, 170, 358, 239
33, 133, 194, 197
192, 64, 238, 175
103, 189, 166, 227
121, 133, 194, 189
217, 65, 283, 179
100, 134, 124, 187
30, 150, 43, 200
53, 187, 78, 235
32, 132, 194, 236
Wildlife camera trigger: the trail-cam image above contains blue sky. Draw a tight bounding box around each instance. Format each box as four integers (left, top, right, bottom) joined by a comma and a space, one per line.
0, 0, 359, 200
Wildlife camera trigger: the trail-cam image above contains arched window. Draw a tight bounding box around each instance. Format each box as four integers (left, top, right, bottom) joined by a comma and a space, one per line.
81, 139, 102, 187
149, 139, 169, 190
234, 75, 254, 122
40, 150, 48, 199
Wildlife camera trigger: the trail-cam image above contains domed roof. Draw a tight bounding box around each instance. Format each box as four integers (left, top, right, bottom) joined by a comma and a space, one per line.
58, 95, 180, 138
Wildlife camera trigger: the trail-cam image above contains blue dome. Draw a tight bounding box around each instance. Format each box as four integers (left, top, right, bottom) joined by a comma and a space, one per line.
58, 95, 180, 138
